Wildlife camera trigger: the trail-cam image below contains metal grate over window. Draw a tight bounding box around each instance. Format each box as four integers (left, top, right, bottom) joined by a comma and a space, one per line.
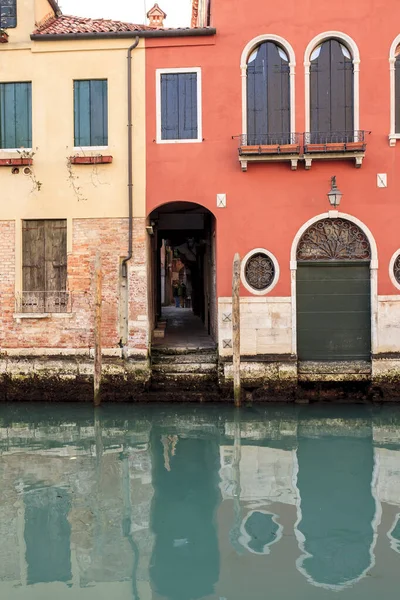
393, 254, 400, 285
244, 252, 275, 291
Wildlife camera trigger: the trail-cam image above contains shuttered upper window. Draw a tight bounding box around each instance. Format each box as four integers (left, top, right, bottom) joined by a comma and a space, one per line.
310, 39, 354, 137
0, 82, 32, 149
0, 0, 17, 28
395, 46, 400, 134
157, 68, 202, 143
74, 80, 108, 147
247, 42, 290, 144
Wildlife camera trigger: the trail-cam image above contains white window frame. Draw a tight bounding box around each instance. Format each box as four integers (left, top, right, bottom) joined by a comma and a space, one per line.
240, 35, 296, 137
389, 249, 400, 291
156, 67, 202, 144
240, 247, 280, 296
389, 35, 400, 146
304, 31, 360, 134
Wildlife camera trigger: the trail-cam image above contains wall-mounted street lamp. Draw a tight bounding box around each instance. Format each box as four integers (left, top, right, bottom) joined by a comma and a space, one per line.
327, 176, 343, 208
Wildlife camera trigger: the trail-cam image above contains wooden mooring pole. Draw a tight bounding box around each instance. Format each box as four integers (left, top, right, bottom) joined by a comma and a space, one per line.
232, 253, 241, 407
94, 251, 102, 407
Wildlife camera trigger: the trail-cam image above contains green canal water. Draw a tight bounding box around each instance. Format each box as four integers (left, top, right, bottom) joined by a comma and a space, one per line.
1, 403, 400, 599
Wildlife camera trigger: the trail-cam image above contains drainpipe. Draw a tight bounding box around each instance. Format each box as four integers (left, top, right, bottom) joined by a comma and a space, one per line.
122, 36, 140, 278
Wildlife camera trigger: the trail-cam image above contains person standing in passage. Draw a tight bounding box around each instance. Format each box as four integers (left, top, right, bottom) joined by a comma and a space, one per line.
180, 282, 187, 308
172, 281, 180, 308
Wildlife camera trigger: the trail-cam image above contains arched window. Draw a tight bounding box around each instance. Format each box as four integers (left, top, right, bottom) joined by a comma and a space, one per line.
304, 32, 360, 147
389, 37, 400, 145
246, 42, 290, 144
395, 47, 400, 132
240, 35, 296, 146
310, 39, 353, 138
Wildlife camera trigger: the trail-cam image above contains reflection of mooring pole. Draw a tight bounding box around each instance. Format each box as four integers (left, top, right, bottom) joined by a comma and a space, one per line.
229, 408, 243, 552
122, 451, 140, 600
232, 253, 241, 406
94, 251, 102, 406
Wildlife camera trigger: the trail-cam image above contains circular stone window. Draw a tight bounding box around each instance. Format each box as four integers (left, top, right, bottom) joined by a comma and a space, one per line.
389, 250, 400, 291
240, 248, 280, 295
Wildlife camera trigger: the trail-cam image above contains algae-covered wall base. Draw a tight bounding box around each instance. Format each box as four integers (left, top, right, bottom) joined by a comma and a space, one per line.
0, 355, 151, 402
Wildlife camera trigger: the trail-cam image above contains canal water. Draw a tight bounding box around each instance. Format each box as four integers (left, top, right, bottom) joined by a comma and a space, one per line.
1, 403, 400, 600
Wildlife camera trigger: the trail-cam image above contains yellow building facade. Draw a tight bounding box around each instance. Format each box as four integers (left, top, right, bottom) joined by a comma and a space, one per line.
0, 0, 151, 396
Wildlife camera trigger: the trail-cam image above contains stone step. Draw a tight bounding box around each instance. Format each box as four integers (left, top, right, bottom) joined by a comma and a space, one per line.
152, 362, 217, 374
152, 353, 217, 365
151, 372, 218, 391
151, 347, 217, 357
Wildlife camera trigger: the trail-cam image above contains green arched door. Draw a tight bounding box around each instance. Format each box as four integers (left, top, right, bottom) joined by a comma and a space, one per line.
296, 218, 371, 361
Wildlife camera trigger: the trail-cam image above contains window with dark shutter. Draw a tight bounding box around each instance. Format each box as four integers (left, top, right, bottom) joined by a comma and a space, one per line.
74, 80, 108, 147
246, 42, 290, 145
0, 0, 17, 29
310, 39, 354, 140
0, 82, 31, 149
395, 47, 400, 133
22, 220, 68, 313
160, 72, 198, 140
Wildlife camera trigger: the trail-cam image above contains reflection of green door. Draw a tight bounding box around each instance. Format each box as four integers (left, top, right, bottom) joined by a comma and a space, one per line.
296, 424, 376, 588
297, 262, 371, 361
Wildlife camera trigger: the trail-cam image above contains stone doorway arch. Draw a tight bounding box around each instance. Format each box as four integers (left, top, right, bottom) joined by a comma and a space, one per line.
290, 212, 378, 360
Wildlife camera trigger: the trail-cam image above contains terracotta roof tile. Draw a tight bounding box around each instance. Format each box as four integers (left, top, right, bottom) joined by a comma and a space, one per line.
33, 14, 156, 35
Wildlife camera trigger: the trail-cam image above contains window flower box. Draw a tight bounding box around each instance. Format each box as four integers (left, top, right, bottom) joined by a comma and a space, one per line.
0, 157, 33, 167
345, 141, 365, 151
69, 155, 113, 165
279, 143, 301, 154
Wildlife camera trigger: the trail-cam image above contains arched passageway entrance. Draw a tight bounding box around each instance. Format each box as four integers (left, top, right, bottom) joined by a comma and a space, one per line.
148, 202, 217, 349
296, 218, 372, 361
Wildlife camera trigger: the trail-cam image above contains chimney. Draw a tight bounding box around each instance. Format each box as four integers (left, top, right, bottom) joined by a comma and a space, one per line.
147, 3, 167, 28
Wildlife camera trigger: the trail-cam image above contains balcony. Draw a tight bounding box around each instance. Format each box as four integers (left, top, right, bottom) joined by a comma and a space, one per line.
234, 133, 301, 172
303, 131, 368, 169
234, 131, 369, 171
15, 291, 72, 315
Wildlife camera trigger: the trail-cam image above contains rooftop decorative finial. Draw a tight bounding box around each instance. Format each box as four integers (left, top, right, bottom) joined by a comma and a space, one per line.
147, 3, 167, 28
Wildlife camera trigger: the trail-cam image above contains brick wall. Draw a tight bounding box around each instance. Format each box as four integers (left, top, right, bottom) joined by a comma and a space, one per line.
0, 218, 148, 354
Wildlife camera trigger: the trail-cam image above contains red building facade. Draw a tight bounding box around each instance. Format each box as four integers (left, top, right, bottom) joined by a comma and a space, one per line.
146, 0, 400, 388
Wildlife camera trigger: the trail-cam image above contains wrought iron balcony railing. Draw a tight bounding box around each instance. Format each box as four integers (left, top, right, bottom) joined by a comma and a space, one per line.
15, 291, 71, 314
304, 130, 368, 152
234, 132, 301, 155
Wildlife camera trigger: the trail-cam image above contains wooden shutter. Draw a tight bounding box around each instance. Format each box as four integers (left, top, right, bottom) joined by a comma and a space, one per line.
395, 55, 400, 133
23, 220, 46, 293
45, 220, 67, 311
45, 220, 67, 292
74, 80, 108, 147
22, 220, 67, 311
0, 82, 32, 149
0, 0, 17, 28
90, 80, 108, 146
179, 73, 197, 139
247, 42, 290, 143
160, 73, 198, 140
74, 80, 91, 147
310, 40, 354, 138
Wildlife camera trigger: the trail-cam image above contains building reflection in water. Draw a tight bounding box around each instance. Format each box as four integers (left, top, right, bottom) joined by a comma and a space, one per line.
294, 408, 380, 590
2, 405, 400, 599
24, 485, 72, 585
149, 429, 221, 600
